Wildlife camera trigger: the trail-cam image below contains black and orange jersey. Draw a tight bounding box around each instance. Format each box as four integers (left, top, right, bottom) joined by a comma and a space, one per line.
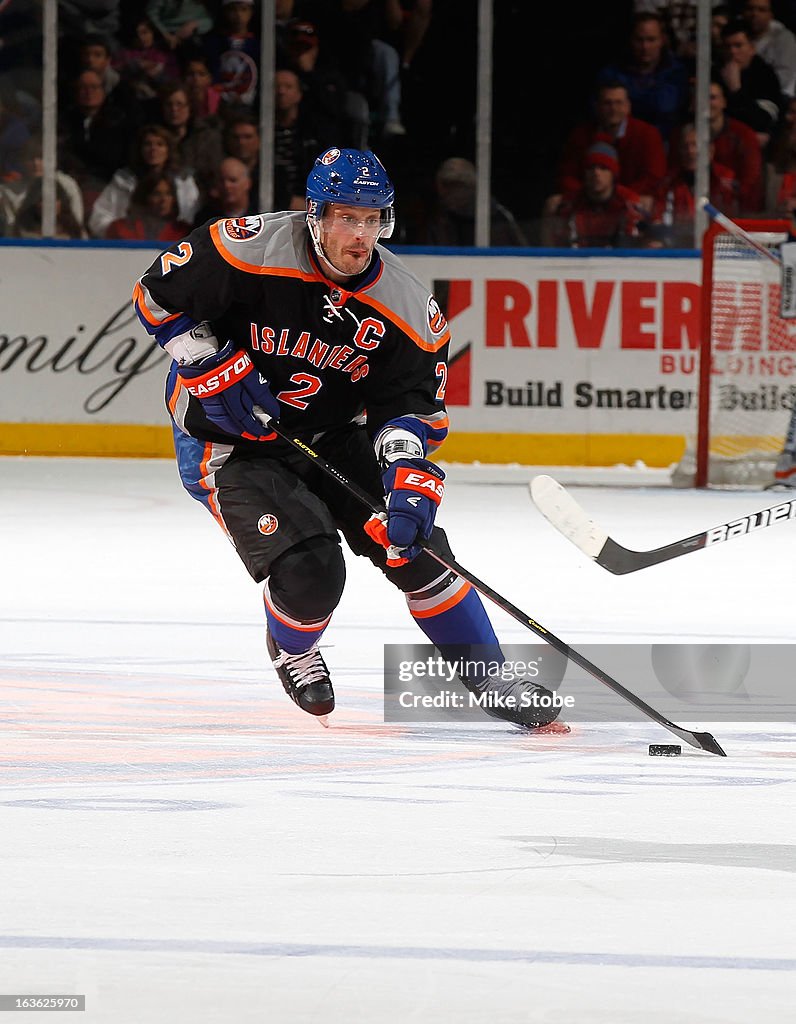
134, 211, 450, 452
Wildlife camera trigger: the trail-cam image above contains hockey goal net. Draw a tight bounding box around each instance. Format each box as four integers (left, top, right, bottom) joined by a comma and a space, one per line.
672, 217, 796, 488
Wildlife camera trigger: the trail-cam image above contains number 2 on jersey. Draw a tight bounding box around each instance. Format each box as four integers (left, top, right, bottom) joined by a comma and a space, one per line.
277, 373, 323, 410
434, 361, 447, 401
160, 241, 193, 274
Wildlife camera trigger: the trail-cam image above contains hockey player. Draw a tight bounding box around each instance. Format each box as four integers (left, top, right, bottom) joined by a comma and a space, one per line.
133, 147, 562, 730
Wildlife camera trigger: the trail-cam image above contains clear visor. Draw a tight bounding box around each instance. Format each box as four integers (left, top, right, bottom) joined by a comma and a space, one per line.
324, 207, 394, 237
308, 200, 394, 240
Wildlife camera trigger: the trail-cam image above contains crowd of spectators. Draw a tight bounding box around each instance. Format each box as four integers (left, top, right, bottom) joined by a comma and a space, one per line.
541, 0, 796, 248
0, 0, 437, 242
2, 1, 796, 248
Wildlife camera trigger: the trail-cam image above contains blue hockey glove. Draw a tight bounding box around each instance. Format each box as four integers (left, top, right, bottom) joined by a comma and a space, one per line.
177, 341, 280, 440
377, 458, 445, 563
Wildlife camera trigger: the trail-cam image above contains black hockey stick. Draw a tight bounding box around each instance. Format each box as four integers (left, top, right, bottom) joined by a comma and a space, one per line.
253, 411, 726, 756
531, 474, 796, 576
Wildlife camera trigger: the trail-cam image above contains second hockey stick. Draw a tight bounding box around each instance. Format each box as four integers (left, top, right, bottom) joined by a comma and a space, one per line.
531, 474, 796, 575
254, 409, 726, 756
699, 198, 783, 266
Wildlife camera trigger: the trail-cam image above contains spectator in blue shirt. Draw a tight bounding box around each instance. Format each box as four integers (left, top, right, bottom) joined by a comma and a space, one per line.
598, 12, 689, 145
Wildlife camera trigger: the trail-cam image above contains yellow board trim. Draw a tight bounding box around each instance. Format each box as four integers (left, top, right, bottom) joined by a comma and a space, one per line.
0, 423, 174, 458
439, 432, 687, 468
0, 423, 687, 466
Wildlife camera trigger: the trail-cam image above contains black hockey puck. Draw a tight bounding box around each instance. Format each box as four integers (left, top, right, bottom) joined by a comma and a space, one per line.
649, 744, 682, 756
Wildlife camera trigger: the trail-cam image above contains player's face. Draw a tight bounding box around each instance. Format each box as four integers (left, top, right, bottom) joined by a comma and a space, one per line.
319, 204, 381, 277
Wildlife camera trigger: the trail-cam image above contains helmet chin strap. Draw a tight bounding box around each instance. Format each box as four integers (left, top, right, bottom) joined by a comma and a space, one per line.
320, 245, 360, 280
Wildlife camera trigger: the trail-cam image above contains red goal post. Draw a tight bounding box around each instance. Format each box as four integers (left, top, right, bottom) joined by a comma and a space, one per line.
673, 216, 794, 488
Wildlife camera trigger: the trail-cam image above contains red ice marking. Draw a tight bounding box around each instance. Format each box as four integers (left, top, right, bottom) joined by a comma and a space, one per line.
526, 720, 571, 735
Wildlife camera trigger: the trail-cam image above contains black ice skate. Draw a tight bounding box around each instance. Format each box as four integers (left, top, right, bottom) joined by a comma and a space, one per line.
463, 675, 566, 731
266, 629, 335, 720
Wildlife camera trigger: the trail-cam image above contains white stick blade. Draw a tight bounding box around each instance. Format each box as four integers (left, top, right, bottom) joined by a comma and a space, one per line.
529, 475, 608, 559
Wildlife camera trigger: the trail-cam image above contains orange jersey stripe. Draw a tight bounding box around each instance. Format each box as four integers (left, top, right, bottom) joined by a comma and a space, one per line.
210, 221, 320, 280
207, 490, 224, 526
415, 413, 450, 433
166, 380, 182, 418
133, 280, 181, 327
198, 442, 214, 489
190, 443, 226, 534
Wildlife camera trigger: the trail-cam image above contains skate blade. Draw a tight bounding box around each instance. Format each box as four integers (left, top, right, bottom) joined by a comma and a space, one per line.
317, 714, 330, 728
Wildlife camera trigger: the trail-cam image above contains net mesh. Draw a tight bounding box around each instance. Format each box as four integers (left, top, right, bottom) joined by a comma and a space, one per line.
672, 228, 796, 487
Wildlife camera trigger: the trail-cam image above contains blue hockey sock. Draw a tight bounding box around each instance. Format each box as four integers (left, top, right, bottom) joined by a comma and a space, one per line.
405, 570, 503, 685
263, 581, 331, 654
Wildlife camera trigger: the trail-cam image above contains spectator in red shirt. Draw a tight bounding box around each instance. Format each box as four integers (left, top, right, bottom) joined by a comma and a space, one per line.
542, 141, 644, 248
556, 81, 667, 212
648, 124, 738, 247
106, 172, 191, 241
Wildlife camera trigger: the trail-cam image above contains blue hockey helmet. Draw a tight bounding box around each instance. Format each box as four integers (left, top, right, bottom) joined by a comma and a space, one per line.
306, 148, 395, 258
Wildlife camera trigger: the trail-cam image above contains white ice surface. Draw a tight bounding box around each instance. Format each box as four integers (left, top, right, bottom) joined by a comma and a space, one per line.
1, 457, 794, 1023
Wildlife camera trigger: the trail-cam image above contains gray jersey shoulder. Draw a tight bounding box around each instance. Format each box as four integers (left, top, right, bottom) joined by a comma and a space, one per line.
373, 243, 432, 308
370, 244, 448, 347
209, 211, 311, 274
